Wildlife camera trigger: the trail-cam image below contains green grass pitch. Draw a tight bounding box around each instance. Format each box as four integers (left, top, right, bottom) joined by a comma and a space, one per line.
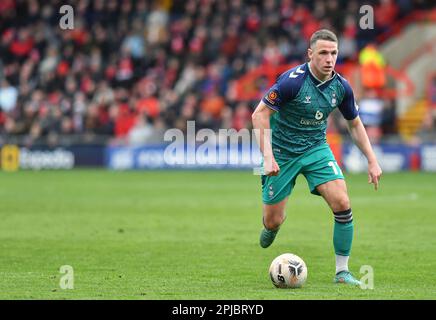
0, 170, 435, 299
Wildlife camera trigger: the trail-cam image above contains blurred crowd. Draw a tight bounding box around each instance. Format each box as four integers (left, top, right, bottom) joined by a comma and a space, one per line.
0, 0, 433, 146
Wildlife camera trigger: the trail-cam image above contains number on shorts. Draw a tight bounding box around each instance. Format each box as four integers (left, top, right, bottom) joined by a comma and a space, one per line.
328, 161, 342, 175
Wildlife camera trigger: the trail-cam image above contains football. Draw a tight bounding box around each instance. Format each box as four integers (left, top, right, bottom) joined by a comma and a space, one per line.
269, 253, 308, 288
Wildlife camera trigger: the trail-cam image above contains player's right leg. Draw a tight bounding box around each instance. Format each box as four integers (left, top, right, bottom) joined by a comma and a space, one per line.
260, 197, 288, 248
259, 156, 299, 248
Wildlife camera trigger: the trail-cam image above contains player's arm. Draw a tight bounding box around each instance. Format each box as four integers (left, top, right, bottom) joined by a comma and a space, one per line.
346, 116, 382, 190
253, 68, 299, 176
252, 101, 280, 176
338, 77, 382, 190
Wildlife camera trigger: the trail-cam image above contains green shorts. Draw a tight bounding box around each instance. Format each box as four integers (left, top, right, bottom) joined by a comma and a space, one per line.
261, 143, 344, 204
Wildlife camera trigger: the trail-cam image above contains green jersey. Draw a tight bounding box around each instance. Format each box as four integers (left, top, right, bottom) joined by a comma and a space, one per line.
262, 63, 359, 158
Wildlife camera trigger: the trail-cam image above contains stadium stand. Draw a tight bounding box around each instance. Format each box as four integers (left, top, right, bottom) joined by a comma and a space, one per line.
0, 0, 435, 148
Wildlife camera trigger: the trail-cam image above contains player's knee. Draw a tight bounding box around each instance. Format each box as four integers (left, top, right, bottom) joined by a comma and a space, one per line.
264, 215, 284, 230
334, 196, 350, 212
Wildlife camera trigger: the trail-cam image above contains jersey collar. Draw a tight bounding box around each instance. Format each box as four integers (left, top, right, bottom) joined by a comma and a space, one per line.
307, 62, 337, 90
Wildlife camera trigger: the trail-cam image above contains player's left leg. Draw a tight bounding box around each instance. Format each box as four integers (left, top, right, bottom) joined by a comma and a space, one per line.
316, 179, 361, 286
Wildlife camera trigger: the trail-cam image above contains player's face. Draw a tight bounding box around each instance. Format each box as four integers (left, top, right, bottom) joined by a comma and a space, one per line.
308, 40, 338, 80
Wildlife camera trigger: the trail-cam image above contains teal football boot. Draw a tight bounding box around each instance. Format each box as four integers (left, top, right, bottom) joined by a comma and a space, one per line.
334, 271, 362, 286
259, 228, 279, 248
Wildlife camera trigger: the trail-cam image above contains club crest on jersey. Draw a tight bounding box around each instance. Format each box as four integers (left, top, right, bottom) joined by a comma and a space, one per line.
268, 186, 274, 197
304, 96, 311, 104
315, 110, 324, 120
331, 93, 337, 106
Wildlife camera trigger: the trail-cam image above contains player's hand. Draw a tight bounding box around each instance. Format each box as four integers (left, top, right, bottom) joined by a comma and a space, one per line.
264, 156, 280, 176
368, 161, 382, 190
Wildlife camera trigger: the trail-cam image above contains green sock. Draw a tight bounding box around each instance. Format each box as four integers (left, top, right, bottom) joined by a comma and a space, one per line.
333, 209, 354, 256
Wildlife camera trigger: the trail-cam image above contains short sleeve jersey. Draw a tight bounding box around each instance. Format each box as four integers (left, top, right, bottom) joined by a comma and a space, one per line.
262, 62, 359, 158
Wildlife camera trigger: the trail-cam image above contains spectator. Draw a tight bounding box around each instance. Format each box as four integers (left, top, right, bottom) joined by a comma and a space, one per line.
0, 79, 18, 112
1, 0, 428, 146
428, 75, 436, 108
359, 43, 387, 90
128, 115, 153, 146
375, 0, 399, 33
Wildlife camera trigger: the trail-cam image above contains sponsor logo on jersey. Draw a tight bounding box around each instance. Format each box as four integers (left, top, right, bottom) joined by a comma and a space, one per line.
300, 118, 326, 126
315, 110, 324, 120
